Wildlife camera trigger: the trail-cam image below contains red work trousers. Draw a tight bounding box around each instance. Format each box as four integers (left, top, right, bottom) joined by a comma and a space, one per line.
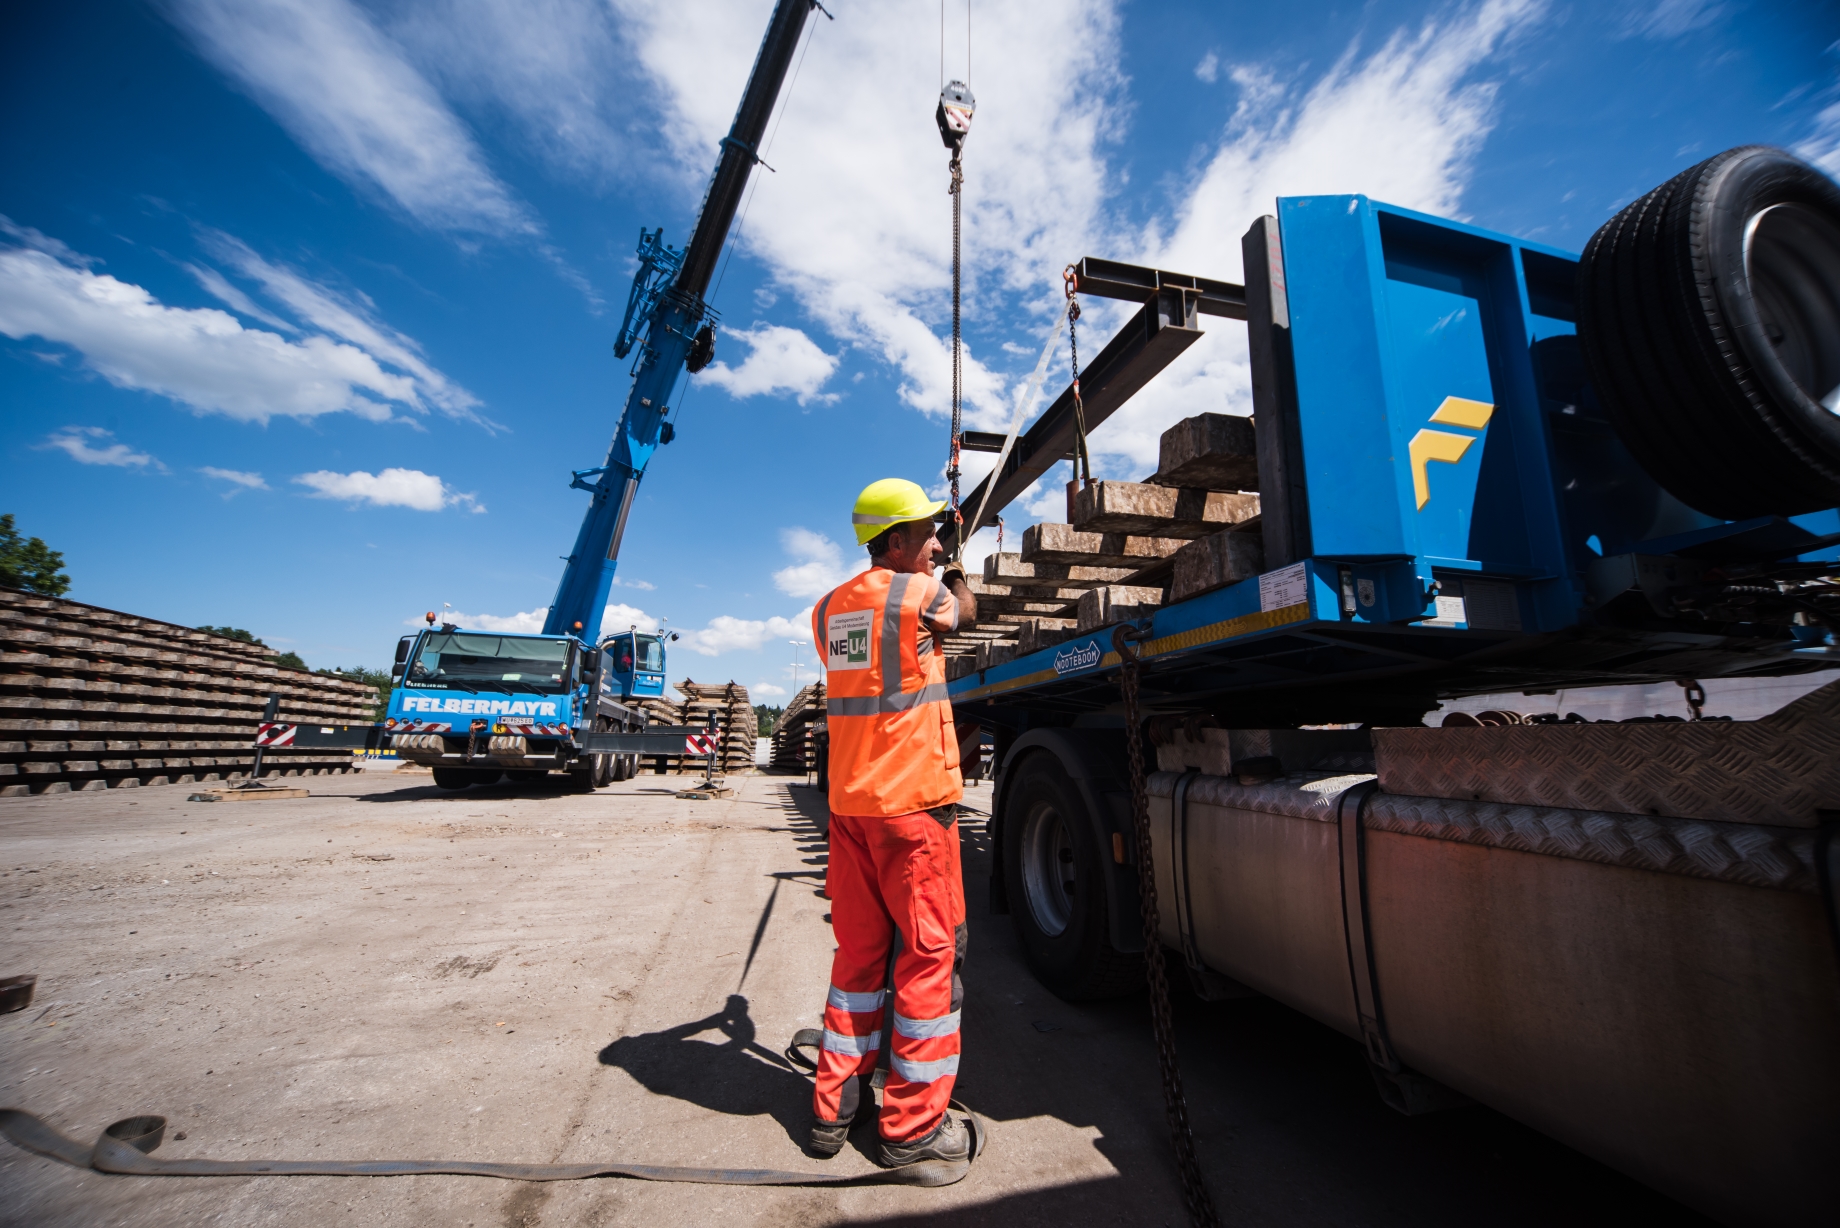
812, 809, 967, 1144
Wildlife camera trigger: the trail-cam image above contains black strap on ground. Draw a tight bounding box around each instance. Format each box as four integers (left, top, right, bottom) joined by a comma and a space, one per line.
1, 1096, 986, 1190
1113, 625, 1221, 1228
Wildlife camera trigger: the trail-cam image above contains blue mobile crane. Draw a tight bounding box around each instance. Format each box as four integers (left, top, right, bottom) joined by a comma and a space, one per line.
347, 0, 824, 791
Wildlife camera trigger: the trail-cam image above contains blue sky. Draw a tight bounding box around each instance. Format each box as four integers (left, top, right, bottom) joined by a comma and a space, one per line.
4, 0, 1838, 702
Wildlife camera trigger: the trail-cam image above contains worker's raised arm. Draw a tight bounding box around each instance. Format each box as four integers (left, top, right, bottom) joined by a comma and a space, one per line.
933, 562, 976, 628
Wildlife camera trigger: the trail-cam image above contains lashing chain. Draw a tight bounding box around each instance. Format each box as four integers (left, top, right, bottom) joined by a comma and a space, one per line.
1113, 623, 1220, 1228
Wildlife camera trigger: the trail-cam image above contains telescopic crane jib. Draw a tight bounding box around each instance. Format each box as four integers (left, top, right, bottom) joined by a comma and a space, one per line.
542, 0, 826, 642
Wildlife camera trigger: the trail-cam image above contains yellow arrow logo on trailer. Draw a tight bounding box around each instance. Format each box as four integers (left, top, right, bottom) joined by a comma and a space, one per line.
1408, 396, 1494, 509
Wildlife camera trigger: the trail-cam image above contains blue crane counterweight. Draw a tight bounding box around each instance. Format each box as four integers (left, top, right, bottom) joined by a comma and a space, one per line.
542, 0, 822, 642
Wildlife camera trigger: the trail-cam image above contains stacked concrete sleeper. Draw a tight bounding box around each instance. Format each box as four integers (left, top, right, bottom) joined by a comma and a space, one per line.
0, 588, 374, 796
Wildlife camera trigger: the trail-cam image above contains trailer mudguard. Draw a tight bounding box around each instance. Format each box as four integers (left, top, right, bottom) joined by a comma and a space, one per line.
990, 728, 1143, 954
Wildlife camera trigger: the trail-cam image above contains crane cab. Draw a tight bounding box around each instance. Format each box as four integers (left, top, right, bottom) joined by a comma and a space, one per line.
602, 631, 667, 700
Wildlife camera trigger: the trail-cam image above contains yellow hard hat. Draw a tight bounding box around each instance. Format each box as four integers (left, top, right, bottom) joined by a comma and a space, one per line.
852, 478, 947, 545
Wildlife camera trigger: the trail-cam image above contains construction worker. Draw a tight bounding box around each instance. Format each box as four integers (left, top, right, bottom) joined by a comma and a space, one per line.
806, 477, 979, 1168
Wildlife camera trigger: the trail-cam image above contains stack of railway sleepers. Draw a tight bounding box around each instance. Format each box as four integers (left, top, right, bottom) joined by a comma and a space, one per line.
770, 682, 825, 770
632, 694, 686, 774
675, 679, 754, 775
942, 411, 1261, 677
0, 587, 374, 797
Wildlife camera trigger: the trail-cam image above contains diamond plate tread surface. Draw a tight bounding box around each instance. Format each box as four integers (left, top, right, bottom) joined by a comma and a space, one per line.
1365, 794, 1817, 894
1147, 769, 1375, 822
1373, 681, 1840, 828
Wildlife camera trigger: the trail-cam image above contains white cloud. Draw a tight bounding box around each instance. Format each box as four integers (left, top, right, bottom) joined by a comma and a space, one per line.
677, 610, 813, 658
384, 0, 638, 185
771, 527, 865, 599
200, 465, 268, 494
0, 215, 95, 266
694, 324, 840, 405
1797, 97, 1840, 179
601, 603, 660, 634
1620, 0, 1725, 40
611, 575, 656, 591
1084, 0, 1543, 477
1195, 51, 1220, 83
294, 467, 483, 512
202, 232, 492, 427
183, 262, 295, 332
0, 230, 473, 426
165, 0, 532, 235
40, 426, 159, 469
752, 682, 788, 699
613, 0, 1123, 431
416, 607, 547, 633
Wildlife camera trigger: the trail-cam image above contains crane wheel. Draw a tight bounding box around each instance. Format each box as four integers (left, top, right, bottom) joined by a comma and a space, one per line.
1577, 144, 1840, 519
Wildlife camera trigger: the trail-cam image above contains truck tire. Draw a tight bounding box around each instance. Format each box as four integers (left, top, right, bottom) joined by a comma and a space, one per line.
1577, 145, 1840, 519
1003, 752, 1142, 1001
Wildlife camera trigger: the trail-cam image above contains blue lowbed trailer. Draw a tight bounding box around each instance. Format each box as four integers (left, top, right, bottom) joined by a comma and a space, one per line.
946, 148, 1840, 1226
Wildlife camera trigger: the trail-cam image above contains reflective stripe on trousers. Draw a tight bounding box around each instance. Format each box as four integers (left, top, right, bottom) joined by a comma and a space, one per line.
811, 810, 967, 1142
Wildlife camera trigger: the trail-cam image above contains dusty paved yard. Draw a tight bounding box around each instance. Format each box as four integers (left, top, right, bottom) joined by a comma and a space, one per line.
0, 769, 1703, 1226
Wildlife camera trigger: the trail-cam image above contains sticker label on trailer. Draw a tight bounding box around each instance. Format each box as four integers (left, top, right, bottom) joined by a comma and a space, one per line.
1258, 563, 1309, 613
826, 609, 874, 671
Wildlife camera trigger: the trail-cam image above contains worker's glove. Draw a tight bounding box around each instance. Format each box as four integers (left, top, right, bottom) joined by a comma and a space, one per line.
939, 562, 970, 591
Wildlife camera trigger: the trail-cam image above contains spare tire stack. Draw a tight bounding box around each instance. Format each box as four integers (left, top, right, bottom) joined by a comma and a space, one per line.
1577, 145, 1840, 520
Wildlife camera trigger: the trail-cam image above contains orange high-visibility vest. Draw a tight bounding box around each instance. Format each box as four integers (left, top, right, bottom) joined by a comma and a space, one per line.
812, 568, 962, 817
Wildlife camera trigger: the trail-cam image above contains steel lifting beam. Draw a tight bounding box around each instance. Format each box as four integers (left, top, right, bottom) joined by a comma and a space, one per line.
938, 267, 1208, 554
1072, 256, 1247, 320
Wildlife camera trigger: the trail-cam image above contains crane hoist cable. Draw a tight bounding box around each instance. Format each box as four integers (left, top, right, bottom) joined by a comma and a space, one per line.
937, 79, 975, 555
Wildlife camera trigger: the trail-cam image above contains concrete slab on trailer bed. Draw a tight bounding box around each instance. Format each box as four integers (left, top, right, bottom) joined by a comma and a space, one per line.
0, 773, 1708, 1226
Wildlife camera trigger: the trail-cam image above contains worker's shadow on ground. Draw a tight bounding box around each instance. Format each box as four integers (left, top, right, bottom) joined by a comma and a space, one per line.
597, 994, 813, 1147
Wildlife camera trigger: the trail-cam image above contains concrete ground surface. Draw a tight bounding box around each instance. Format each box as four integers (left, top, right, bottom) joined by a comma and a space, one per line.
0, 769, 1711, 1227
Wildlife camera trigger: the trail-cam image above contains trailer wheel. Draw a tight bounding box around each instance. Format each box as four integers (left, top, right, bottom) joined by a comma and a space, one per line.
1003, 753, 1142, 1000
1577, 144, 1840, 518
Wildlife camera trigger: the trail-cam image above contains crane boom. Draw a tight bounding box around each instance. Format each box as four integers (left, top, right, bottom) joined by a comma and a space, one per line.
543, 0, 819, 641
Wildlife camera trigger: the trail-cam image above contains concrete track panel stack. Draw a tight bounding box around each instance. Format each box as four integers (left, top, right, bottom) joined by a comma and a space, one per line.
770, 682, 825, 770
945, 411, 1260, 681
0, 588, 374, 796
676, 679, 755, 776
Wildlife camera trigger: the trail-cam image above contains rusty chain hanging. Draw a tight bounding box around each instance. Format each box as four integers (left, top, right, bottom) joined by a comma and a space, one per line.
1063, 264, 1093, 487
1112, 623, 1221, 1228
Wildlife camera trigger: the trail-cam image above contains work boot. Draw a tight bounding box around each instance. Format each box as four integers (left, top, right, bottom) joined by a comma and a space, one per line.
808, 1072, 863, 1158
878, 1113, 970, 1169
809, 1117, 851, 1157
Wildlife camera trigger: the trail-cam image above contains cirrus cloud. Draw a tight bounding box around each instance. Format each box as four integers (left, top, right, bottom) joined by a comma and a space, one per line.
0, 225, 483, 428
40, 426, 161, 470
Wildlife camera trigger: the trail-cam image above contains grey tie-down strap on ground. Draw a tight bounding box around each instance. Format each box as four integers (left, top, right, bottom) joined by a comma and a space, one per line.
1, 1089, 989, 1190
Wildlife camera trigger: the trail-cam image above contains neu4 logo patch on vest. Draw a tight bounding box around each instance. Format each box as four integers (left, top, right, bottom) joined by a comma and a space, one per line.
826, 609, 873, 670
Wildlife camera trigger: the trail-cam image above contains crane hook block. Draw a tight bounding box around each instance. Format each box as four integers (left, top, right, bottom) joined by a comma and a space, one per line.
686, 323, 717, 373
936, 80, 975, 151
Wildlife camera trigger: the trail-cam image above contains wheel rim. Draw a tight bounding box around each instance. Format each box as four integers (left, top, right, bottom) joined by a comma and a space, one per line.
1020, 801, 1076, 937
1745, 202, 1840, 417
